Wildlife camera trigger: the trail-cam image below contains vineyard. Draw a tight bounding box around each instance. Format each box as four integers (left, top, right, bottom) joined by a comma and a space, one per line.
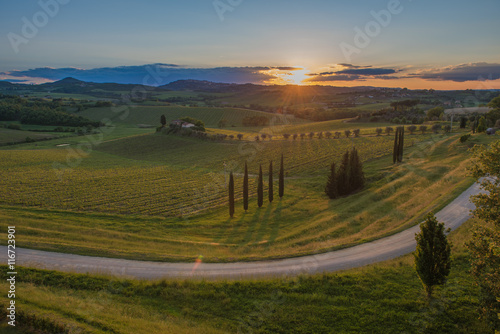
0, 131, 484, 262
0, 110, 490, 262
0, 129, 438, 219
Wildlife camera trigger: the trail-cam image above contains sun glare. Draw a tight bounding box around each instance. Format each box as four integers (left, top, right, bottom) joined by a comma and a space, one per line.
287, 68, 310, 85
265, 67, 310, 85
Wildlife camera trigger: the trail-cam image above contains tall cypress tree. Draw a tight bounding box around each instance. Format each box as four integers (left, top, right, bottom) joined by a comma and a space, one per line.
257, 164, 263, 208
393, 127, 405, 164
279, 154, 284, 198
229, 171, 235, 218
393, 127, 400, 164
337, 151, 350, 196
325, 162, 338, 199
398, 126, 405, 162
269, 161, 274, 203
349, 147, 365, 191
243, 162, 249, 211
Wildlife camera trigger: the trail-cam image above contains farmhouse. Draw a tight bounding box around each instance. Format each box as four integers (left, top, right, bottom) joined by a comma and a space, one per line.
171, 120, 195, 128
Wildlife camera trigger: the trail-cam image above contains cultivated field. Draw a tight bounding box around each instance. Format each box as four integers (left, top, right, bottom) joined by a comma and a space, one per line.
0, 121, 491, 262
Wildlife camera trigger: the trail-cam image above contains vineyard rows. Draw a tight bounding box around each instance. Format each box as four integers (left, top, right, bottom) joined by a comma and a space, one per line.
0, 132, 433, 217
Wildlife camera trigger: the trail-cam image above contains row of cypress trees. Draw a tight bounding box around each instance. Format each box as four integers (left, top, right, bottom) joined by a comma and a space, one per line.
229, 154, 285, 217
325, 147, 365, 199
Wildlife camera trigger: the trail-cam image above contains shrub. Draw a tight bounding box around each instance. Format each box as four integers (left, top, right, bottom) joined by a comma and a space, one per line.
459, 134, 471, 143
431, 124, 442, 134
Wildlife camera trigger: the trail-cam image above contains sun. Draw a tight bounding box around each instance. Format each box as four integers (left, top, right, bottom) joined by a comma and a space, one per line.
262, 67, 311, 85
287, 68, 310, 85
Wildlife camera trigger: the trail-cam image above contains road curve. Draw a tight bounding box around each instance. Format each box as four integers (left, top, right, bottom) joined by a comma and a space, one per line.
1, 181, 482, 280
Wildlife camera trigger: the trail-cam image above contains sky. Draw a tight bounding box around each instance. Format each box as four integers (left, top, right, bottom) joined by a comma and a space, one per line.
0, 0, 499, 89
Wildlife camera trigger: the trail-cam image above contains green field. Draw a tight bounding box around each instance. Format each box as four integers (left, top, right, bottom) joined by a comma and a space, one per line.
79, 105, 306, 128
0, 218, 489, 333
0, 124, 493, 262
0, 128, 61, 145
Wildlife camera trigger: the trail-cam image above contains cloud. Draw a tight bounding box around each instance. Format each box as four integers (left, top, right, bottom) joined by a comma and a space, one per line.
306, 65, 397, 82
410, 62, 500, 82
307, 75, 364, 82
337, 63, 372, 69
0, 64, 295, 85
336, 68, 397, 76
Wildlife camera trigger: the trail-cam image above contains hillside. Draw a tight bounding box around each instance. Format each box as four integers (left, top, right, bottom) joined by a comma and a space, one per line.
79, 105, 306, 128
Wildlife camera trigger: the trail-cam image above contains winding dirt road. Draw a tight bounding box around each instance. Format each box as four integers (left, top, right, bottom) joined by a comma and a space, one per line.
1, 181, 482, 280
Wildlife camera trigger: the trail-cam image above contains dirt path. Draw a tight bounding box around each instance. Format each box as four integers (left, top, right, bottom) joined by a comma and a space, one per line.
1, 181, 482, 280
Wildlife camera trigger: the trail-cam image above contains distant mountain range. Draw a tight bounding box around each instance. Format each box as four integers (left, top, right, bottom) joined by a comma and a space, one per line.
0, 77, 379, 96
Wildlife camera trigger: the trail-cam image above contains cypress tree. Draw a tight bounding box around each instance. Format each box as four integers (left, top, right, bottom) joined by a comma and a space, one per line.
160, 114, 166, 127
269, 161, 274, 203
398, 126, 404, 162
459, 117, 467, 129
257, 164, 263, 208
325, 162, 338, 199
279, 154, 284, 198
349, 147, 365, 191
243, 162, 249, 211
414, 214, 451, 298
393, 127, 405, 164
229, 172, 235, 218
337, 151, 350, 196
393, 127, 400, 164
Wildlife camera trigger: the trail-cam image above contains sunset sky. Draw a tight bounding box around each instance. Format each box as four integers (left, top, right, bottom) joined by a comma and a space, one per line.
1, 0, 499, 89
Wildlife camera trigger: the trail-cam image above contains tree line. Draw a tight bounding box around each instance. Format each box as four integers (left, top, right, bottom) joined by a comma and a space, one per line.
0, 94, 99, 127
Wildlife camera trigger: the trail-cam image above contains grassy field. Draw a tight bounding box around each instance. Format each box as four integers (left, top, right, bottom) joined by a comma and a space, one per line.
0, 129, 494, 262
0, 218, 490, 333
79, 105, 306, 128
0, 128, 62, 145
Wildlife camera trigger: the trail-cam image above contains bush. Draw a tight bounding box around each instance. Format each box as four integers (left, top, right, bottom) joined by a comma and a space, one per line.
427, 106, 444, 119
459, 134, 471, 143
407, 125, 417, 134
431, 124, 442, 134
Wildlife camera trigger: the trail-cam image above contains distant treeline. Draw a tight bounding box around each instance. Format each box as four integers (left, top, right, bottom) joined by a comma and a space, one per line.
289, 108, 359, 121
0, 94, 100, 127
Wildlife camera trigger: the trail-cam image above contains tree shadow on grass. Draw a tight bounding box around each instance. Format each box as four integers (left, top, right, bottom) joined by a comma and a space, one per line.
267, 200, 283, 247
254, 204, 273, 244
241, 205, 273, 246
223, 211, 248, 245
